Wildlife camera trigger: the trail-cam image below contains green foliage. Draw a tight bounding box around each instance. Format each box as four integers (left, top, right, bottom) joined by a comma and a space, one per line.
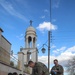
10, 61, 14, 67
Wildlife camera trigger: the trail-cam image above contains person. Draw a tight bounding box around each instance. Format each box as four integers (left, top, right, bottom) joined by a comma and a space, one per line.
51, 59, 64, 75
19, 74, 22, 75
13, 72, 18, 75
8, 73, 13, 75
28, 60, 49, 75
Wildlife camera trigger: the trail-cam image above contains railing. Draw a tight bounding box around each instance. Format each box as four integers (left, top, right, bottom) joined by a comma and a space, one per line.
0, 47, 20, 69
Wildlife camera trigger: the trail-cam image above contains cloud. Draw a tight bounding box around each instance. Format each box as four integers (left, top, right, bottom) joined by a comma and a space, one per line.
37, 44, 40, 47
52, 0, 60, 8
38, 56, 48, 64
4, 24, 15, 30
60, 47, 66, 51
43, 9, 49, 17
0, 0, 28, 21
51, 46, 75, 65
38, 46, 75, 66
65, 46, 75, 53
44, 9, 49, 13
40, 15, 45, 19
16, 34, 24, 40
52, 19, 56, 22
51, 44, 56, 49
53, 47, 66, 54
37, 22, 57, 32
53, 46, 66, 54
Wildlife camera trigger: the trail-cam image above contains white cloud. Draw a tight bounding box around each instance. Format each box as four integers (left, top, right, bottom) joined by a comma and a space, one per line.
16, 34, 24, 40
40, 15, 45, 19
37, 22, 57, 32
4, 24, 15, 30
60, 47, 66, 51
53, 50, 58, 54
52, 0, 60, 8
52, 19, 56, 22
37, 44, 40, 47
53, 46, 66, 54
0, 0, 28, 21
65, 46, 75, 53
38, 46, 75, 66
44, 9, 49, 13
51, 44, 56, 49
38, 56, 48, 64
20, 34, 23, 36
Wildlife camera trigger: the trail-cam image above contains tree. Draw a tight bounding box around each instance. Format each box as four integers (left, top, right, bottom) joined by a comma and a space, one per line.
65, 56, 75, 75
10, 61, 14, 67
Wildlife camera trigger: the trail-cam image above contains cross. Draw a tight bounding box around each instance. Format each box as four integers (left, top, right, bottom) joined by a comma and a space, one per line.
30, 20, 33, 26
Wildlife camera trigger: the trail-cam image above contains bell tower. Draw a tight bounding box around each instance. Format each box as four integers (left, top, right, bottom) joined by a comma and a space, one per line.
24, 20, 38, 63
18, 20, 38, 74
18, 20, 38, 64
25, 20, 36, 49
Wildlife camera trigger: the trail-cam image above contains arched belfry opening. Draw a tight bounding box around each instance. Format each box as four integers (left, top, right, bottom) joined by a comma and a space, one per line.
27, 36, 36, 48
33, 37, 36, 47
28, 36, 32, 48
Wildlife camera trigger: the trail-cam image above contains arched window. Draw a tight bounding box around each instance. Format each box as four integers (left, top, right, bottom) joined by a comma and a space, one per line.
28, 36, 32, 48
33, 37, 36, 47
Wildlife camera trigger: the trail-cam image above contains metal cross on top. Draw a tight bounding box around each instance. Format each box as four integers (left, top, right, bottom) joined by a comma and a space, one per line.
30, 20, 33, 26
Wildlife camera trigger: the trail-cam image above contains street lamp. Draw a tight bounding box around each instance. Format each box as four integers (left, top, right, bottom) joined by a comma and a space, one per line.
41, 47, 46, 53
41, 31, 50, 72
41, 44, 46, 53
42, 0, 51, 72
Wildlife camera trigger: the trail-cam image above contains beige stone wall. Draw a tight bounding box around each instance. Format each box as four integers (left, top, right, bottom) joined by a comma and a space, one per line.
0, 47, 10, 65
0, 71, 7, 75
0, 61, 21, 75
0, 35, 11, 52
0, 61, 30, 75
0, 35, 11, 65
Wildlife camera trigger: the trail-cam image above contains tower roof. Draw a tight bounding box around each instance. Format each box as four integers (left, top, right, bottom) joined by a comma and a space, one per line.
26, 26, 35, 32
26, 20, 36, 35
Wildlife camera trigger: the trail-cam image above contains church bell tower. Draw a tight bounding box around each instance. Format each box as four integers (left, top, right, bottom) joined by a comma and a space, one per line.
24, 20, 38, 63
18, 20, 38, 74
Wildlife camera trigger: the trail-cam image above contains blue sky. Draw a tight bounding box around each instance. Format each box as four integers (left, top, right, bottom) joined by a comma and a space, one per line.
0, 0, 75, 75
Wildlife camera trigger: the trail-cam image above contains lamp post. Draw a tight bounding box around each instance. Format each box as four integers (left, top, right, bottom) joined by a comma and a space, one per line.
41, 31, 50, 72
48, 31, 50, 72
41, 0, 51, 72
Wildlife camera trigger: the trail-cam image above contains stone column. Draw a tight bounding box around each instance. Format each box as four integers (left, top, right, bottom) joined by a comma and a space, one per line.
26, 38, 28, 48
18, 52, 24, 74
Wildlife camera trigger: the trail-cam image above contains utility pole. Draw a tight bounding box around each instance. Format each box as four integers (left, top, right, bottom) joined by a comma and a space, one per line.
48, 0, 52, 72
41, 0, 52, 72
48, 31, 50, 71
